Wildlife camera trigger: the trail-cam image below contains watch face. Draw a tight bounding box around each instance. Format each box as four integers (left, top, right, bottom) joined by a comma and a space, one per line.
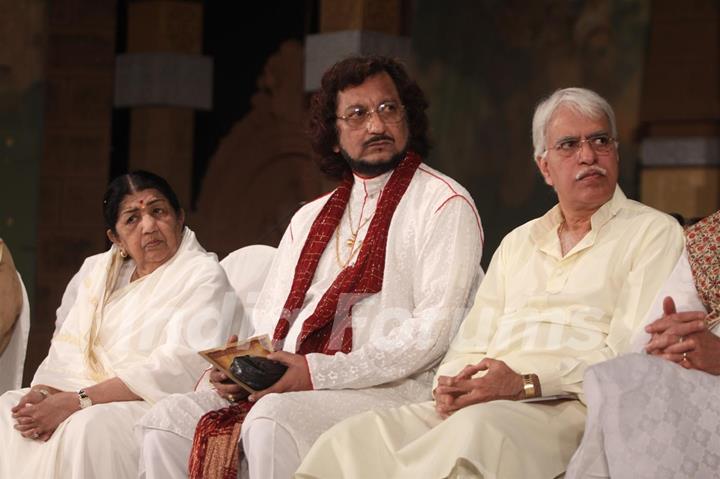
78, 390, 92, 409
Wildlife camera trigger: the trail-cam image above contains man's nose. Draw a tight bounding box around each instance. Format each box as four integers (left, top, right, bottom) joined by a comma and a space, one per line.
577, 140, 598, 164
365, 111, 387, 134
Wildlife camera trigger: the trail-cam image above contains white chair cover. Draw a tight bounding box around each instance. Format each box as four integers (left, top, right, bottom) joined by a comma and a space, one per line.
193, 245, 276, 392
0, 273, 30, 393
220, 244, 277, 340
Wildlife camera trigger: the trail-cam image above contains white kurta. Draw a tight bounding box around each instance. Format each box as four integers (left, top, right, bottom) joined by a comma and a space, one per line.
566, 250, 718, 479
139, 163, 484, 475
0, 228, 239, 479
296, 187, 685, 479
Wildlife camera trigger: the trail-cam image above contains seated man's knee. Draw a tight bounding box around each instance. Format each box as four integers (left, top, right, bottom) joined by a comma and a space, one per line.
241, 393, 284, 435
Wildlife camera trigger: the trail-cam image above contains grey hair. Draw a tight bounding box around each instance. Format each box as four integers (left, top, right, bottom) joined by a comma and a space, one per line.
532, 87, 617, 160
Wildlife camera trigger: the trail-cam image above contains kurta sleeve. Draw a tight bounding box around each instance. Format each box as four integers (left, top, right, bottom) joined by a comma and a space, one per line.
432, 238, 508, 389
306, 197, 484, 390
537, 218, 685, 397
114, 265, 239, 404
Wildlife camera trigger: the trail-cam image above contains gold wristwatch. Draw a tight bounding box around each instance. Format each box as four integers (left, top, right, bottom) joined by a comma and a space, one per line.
521, 374, 540, 399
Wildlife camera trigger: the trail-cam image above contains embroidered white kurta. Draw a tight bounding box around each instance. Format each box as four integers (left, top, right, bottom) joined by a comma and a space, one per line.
296, 187, 685, 479
139, 163, 484, 473
0, 228, 239, 479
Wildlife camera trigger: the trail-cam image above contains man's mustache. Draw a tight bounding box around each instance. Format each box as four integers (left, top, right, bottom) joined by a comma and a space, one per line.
363, 135, 393, 147
575, 166, 608, 181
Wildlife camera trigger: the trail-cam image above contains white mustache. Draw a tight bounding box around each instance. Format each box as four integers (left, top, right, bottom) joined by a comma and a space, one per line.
575, 166, 607, 181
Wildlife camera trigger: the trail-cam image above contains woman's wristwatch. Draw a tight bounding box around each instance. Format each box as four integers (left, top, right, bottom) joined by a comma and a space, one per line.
77, 389, 93, 409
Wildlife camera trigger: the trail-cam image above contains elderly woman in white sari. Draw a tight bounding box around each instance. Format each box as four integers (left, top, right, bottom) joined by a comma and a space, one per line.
0, 170, 239, 479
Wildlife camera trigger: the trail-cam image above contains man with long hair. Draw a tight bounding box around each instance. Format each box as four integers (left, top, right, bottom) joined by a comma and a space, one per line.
139, 56, 484, 479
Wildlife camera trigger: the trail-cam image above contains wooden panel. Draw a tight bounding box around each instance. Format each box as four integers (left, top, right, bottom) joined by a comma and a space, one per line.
127, 1, 203, 53
320, 0, 401, 34
640, 167, 720, 220
640, 0, 720, 122
129, 107, 194, 209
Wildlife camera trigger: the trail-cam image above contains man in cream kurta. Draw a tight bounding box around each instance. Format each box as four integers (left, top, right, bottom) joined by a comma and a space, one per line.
139, 56, 484, 479
296, 88, 685, 478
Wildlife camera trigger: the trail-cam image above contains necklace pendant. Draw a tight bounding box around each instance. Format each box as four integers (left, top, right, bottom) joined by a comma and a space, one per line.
346, 233, 357, 248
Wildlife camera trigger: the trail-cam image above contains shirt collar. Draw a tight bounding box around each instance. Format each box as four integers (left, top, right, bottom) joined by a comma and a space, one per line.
352, 169, 394, 198
531, 185, 626, 257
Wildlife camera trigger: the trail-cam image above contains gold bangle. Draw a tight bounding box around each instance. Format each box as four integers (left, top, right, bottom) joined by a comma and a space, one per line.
522, 374, 537, 399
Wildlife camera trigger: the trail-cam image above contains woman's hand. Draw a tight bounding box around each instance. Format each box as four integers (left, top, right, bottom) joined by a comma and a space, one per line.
645, 297, 707, 354
657, 329, 720, 374
434, 358, 524, 418
248, 351, 313, 402
645, 297, 720, 374
10, 386, 57, 415
12, 391, 79, 441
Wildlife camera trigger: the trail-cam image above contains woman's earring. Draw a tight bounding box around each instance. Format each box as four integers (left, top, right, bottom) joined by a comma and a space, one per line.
120, 249, 127, 258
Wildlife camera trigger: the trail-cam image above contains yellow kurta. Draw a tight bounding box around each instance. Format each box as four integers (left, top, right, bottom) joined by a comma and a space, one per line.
296, 188, 685, 479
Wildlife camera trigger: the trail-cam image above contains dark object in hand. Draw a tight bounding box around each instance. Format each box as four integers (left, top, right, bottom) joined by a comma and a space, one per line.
229, 355, 288, 391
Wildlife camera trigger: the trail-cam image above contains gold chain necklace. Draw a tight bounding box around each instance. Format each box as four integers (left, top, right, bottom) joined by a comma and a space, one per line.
345, 200, 373, 248
336, 200, 375, 268
336, 185, 385, 268
335, 225, 364, 268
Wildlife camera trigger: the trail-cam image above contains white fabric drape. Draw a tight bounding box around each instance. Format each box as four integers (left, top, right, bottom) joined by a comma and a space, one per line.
0, 228, 239, 479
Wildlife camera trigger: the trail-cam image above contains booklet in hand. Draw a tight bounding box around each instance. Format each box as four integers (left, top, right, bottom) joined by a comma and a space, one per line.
198, 334, 288, 393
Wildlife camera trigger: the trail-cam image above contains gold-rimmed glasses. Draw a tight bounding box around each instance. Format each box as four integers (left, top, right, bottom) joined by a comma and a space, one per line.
547, 134, 618, 158
336, 101, 405, 129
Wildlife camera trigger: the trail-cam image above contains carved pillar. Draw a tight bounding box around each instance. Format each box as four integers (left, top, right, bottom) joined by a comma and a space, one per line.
31, 0, 117, 383
117, 0, 210, 209
305, 0, 411, 91
639, 0, 720, 220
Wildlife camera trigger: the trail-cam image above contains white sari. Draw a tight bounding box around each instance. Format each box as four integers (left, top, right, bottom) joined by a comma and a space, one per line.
0, 228, 239, 479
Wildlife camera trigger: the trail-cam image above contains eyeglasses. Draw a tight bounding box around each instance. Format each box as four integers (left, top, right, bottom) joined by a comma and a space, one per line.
547, 134, 617, 158
336, 101, 405, 129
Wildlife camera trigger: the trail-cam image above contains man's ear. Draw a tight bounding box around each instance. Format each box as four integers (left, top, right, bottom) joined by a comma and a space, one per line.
535, 156, 554, 187
333, 144, 340, 153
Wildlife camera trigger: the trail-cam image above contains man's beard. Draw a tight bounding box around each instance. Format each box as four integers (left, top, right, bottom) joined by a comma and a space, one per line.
339, 147, 407, 177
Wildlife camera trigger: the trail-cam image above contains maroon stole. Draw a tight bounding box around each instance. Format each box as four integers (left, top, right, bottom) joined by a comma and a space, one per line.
189, 152, 421, 478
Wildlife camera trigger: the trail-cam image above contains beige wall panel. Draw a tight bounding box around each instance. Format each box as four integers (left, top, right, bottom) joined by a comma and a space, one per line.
641, 167, 720, 219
